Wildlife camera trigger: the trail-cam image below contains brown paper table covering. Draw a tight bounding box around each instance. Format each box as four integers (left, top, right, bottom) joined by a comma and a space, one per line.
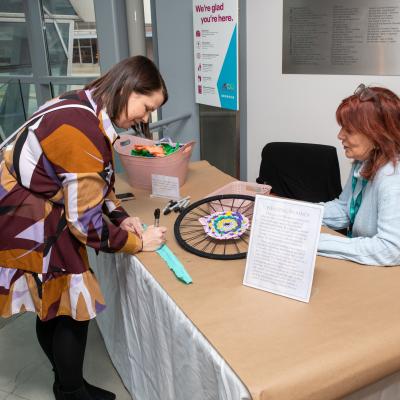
113, 160, 400, 400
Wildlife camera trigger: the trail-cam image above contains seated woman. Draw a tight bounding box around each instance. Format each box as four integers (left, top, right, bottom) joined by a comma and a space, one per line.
318, 84, 400, 266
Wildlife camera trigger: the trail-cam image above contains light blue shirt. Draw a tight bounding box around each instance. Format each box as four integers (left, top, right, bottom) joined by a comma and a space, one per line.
318, 160, 400, 266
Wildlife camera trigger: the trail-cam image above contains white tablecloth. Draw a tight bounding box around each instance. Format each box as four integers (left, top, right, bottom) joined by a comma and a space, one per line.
89, 249, 251, 400
88, 248, 400, 400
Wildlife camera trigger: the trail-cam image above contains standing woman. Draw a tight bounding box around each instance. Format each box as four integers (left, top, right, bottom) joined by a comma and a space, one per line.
0, 56, 168, 399
318, 84, 400, 266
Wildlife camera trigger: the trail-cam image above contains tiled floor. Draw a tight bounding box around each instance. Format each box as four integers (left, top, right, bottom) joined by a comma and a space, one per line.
0, 313, 132, 400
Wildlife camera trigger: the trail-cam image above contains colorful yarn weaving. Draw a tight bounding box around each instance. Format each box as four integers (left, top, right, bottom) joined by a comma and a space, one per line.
130, 142, 180, 157
199, 211, 249, 240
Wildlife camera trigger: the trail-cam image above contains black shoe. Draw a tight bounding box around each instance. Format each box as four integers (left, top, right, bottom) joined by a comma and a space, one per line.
57, 386, 92, 400
84, 379, 116, 400
53, 380, 115, 400
53, 381, 61, 400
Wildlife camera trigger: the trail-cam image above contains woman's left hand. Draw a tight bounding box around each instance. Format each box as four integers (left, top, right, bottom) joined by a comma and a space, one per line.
120, 217, 144, 238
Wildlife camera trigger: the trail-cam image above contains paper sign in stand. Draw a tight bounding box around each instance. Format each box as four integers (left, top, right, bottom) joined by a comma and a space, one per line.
151, 174, 180, 200
243, 195, 323, 303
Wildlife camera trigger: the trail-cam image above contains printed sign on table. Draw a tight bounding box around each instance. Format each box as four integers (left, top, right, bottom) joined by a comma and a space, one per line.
193, 0, 239, 110
243, 195, 323, 303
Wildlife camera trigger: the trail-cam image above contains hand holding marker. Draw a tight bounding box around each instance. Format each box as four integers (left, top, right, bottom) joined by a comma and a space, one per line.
154, 208, 160, 227
141, 209, 166, 251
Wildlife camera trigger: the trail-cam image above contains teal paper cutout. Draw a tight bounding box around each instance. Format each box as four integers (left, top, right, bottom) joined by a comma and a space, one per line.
142, 224, 192, 284
156, 244, 193, 284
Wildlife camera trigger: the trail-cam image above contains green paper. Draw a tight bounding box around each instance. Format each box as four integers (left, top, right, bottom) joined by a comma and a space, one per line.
131, 149, 151, 157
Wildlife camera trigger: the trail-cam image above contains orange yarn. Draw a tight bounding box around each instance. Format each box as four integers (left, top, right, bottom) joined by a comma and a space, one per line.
133, 145, 166, 157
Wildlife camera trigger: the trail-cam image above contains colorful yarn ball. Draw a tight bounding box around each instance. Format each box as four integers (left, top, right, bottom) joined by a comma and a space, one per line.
199, 211, 249, 240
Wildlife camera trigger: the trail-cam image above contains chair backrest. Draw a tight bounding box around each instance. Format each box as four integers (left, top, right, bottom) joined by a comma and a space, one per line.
256, 142, 342, 202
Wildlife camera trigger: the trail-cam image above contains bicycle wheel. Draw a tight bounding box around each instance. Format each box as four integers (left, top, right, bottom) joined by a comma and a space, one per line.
174, 194, 255, 259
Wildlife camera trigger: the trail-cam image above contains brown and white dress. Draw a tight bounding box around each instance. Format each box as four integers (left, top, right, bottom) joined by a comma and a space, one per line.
0, 89, 141, 321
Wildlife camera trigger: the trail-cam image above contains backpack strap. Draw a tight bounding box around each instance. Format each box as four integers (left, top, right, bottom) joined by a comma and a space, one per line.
0, 103, 97, 151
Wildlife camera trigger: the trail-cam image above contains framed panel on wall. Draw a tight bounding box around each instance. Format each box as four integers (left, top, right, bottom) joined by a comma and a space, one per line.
283, 0, 400, 75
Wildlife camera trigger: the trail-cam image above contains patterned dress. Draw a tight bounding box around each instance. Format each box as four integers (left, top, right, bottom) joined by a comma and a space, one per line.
0, 90, 141, 321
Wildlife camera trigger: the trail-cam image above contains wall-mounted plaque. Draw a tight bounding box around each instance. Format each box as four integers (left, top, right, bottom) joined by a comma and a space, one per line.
283, 0, 400, 75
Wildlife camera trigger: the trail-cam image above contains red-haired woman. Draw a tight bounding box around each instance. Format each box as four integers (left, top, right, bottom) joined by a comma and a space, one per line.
318, 84, 400, 266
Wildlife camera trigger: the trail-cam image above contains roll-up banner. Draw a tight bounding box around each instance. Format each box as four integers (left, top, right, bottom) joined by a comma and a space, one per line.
193, 0, 239, 111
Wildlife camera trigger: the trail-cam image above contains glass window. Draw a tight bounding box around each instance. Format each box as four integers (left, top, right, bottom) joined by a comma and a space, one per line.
79, 38, 90, 47
72, 46, 80, 63
0, 19, 32, 75
42, 0, 100, 77
51, 83, 84, 98
42, 0, 76, 16
45, 21, 71, 76
26, 84, 38, 116
0, 82, 36, 139
0, 0, 23, 13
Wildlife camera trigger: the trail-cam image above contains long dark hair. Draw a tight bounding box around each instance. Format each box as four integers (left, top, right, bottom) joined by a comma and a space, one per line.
85, 56, 168, 138
336, 86, 400, 180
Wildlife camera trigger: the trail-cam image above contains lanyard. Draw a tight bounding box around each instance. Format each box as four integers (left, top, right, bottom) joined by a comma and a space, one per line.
348, 174, 368, 237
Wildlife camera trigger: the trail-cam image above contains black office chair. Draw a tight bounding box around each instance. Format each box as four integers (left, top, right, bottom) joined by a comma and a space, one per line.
256, 142, 342, 202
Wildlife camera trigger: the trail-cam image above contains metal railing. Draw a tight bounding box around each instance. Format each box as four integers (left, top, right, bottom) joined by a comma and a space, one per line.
124, 112, 192, 136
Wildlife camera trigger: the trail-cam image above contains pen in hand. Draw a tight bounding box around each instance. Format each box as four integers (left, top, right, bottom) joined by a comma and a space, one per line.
154, 208, 160, 227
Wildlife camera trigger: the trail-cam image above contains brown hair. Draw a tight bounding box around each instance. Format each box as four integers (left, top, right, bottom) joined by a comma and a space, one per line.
85, 56, 168, 138
336, 86, 400, 180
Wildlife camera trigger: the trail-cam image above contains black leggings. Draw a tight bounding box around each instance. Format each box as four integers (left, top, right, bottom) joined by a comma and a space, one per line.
36, 316, 90, 391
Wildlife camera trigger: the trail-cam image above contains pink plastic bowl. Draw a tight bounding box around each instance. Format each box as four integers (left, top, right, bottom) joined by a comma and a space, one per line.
114, 134, 195, 190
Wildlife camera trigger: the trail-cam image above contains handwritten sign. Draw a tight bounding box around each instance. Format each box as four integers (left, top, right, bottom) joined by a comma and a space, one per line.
151, 175, 180, 200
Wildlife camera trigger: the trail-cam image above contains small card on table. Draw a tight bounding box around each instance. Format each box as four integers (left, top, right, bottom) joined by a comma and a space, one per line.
151, 174, 180, 200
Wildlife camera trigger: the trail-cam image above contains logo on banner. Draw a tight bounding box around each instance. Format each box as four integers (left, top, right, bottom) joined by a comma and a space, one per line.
222, 82, 235, 91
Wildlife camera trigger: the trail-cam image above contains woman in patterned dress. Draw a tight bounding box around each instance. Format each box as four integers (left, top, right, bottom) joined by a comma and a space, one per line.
0, 56, 168, 399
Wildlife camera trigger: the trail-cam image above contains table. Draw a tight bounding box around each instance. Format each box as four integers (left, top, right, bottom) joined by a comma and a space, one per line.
89, 161, 400, 400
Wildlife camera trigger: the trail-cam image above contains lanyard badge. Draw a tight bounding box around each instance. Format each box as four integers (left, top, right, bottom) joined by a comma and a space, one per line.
348, 175, 368, 238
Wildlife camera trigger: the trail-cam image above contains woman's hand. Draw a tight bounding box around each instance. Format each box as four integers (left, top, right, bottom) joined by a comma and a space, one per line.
141, 225, 167, 251
120, 217, 144, 238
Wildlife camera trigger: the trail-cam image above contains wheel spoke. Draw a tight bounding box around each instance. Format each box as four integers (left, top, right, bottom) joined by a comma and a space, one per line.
184, 232, 209, 242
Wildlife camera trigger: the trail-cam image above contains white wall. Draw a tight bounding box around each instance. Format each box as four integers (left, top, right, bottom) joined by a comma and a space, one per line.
247, 0, 400, 184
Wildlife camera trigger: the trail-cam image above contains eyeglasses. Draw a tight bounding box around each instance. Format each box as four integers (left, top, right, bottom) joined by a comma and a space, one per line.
354, 83, 378, 102
354, 84, 388, 129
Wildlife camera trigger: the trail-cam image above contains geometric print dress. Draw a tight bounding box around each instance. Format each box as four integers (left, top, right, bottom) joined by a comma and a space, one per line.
0, 89, 141, 321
